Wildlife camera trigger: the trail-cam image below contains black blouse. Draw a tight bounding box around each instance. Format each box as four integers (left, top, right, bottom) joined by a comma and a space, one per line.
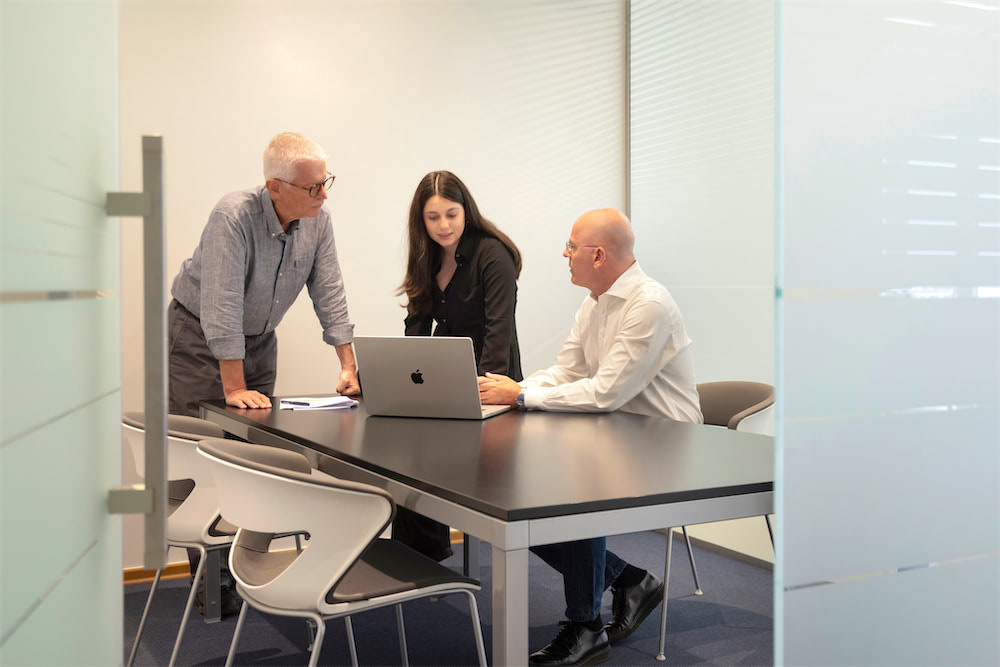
404, 232, 522, 381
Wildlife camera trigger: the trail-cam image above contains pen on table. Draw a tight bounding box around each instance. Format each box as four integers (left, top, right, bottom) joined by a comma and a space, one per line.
282, 400, 310, 406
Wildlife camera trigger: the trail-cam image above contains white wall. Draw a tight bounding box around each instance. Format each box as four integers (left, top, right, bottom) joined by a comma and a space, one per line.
0, 1, 123, 664
779, 1, 999, 664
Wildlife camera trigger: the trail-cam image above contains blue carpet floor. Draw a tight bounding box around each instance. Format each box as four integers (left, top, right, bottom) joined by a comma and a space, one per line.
124, 531, 772, 666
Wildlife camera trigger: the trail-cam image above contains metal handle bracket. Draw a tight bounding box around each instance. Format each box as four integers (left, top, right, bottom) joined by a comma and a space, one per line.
108, 485, 155, 515
105, 192, 151, 217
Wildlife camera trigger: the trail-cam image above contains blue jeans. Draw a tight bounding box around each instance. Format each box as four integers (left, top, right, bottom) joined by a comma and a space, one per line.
531, 538, 628, 622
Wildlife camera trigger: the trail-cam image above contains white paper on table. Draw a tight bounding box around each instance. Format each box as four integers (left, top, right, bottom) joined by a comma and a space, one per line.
278, 396, 358, 410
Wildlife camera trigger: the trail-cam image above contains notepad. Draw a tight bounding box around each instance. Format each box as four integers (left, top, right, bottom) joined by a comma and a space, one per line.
278, 396, 359, 410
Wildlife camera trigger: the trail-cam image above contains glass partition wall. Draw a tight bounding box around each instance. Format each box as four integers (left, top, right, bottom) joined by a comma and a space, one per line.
630, 1, 999, 664
777, 1, 998, 663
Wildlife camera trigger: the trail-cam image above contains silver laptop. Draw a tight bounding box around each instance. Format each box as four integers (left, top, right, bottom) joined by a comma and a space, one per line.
353, 336, 512, 420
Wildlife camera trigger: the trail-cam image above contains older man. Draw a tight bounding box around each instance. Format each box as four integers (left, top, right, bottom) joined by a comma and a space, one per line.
167, 131, 359, 616
479, 208, 702, 666
168, 131, 359, 417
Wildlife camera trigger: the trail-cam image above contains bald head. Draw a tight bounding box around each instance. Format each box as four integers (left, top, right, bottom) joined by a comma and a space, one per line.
573, 208, 635, 263
565, 208, 637, 297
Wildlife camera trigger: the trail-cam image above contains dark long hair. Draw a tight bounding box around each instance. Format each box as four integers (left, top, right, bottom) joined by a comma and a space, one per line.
398, 171, 522, 316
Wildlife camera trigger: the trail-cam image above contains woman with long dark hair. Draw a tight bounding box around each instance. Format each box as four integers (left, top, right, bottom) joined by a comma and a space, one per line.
394, 170, 523, 559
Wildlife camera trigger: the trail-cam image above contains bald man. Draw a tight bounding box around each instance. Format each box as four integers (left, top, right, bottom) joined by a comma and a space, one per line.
478, 209, 702, 666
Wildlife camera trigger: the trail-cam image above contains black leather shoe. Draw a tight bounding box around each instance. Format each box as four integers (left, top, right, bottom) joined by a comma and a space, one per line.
529, 621, 611, 666
604, 571, 664, 643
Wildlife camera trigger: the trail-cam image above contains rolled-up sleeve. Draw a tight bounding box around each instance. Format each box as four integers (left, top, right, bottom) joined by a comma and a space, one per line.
199, 213, 250, 360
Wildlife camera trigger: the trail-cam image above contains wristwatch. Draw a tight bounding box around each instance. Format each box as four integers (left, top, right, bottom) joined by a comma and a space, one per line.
515, 391, 525, 409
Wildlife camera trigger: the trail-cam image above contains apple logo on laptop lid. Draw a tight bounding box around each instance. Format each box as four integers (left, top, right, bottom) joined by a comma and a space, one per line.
410, 369, 424, 385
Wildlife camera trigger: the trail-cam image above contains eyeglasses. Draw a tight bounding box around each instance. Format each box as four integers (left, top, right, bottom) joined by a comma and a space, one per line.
565, 240, 600, 254
276, 172, 335, 197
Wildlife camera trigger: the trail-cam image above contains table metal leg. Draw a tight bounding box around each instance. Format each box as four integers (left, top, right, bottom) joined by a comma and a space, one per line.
463, 534, 481, 579
491, 545, 529, 666
203, 549, 222, 624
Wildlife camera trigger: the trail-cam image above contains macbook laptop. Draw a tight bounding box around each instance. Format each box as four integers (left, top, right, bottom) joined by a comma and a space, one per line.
353, 336, 512, 420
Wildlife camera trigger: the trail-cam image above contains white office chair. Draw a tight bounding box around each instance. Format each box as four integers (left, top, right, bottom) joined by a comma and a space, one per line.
657, 381, 775, 661
122, 412, 233, 667
197, 438, 488, 667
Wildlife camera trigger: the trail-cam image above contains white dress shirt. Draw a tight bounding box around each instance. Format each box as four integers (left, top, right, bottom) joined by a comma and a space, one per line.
521, 262, 703, 423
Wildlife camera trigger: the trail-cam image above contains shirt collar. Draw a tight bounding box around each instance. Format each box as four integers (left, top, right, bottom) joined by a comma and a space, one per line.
455, 230, 481, 265
260, 186, 299, 236
601, 261, 645, 301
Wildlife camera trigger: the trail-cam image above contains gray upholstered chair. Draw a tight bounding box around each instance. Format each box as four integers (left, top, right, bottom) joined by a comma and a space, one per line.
123, 412, 232, 667
657, 381, 775, 661
197, 438, 487, 667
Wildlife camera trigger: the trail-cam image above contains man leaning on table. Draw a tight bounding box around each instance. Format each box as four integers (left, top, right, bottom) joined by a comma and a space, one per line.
478, 208, 703, 666
166, 131, 360, 617
168, 131, 360, 418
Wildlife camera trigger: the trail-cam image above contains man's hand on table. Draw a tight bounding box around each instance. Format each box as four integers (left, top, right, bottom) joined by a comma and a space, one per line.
224, 388, 272, 409
478, 372, 521, 406
337, 367, 361, 397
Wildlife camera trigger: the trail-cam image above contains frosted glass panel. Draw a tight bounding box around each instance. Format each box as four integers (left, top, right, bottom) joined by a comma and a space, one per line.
1, 395, 121, 638
784, 297, 998, 419
0, 2, 120, 293
784, 408, 999, 584
0, 0, 121, 661
785, 556, 999, 666
0, 300, 121, 442
0, 528, 123, 667
780, 0, 999, 662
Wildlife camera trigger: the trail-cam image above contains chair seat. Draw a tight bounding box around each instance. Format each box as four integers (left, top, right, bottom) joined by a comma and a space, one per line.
329, 538, 479, 603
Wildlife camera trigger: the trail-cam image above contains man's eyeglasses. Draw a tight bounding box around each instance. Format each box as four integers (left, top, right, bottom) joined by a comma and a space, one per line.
565, 240, 600, 254
277, 173, 335, 197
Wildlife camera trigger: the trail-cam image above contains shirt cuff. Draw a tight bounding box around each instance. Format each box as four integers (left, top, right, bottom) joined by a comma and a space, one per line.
322, 322, 355, 347
206, 334, 246, 361
521, 386, 544, 410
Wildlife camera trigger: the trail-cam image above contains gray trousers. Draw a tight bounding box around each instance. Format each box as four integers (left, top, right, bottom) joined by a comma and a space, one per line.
167, 299, 277, 417
167, 299, 278, 597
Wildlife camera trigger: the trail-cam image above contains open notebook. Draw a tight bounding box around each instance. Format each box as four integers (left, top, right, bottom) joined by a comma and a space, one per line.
353, 336, 511, 420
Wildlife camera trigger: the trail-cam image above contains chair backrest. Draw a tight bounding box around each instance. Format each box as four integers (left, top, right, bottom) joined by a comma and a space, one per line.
121, 412, 231, 545
197, 438, 395, 613
696, 381, 775, 430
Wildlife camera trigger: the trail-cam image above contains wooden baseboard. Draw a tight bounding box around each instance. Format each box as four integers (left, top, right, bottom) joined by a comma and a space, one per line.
124, 562, 192, 586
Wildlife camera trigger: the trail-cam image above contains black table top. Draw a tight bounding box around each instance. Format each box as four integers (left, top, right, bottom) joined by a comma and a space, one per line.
201, 399, 774, 522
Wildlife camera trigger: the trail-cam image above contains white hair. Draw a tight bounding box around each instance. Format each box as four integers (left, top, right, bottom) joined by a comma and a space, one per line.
262, 132, 327, 181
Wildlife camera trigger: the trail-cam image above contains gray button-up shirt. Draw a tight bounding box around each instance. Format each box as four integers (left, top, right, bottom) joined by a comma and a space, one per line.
170, 186, 354, 360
